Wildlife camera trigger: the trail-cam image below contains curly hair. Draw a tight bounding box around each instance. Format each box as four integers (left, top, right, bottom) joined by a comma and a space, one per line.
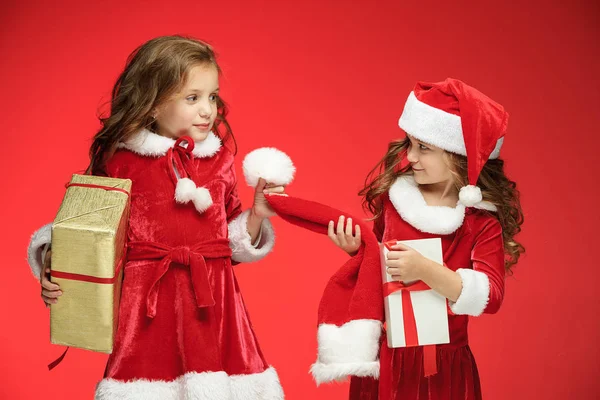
359, 136, 524, 272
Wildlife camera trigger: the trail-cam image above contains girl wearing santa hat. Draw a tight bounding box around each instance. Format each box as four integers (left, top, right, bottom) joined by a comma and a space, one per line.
25, 35, 292, 399
325, 78, 525, 399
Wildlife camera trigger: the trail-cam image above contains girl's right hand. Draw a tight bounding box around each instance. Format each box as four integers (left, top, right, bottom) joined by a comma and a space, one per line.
40, 249, 62, 307
328, 215, 361, 256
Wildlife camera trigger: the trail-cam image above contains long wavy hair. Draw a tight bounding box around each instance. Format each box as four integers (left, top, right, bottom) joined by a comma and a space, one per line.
86, 35, 236, 176
360, 136, 525, 273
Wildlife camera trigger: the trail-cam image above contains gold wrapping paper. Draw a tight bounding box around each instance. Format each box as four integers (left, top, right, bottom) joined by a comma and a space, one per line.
50, 174, 131, 353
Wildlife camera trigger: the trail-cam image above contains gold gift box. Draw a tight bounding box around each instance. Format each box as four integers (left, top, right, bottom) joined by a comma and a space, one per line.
50, 174, 131, 353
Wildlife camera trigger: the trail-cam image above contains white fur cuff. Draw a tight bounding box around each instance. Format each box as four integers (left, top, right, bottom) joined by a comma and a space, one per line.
228, 210, 275, 263
96, 367, 283, 400
310, 320, 382, 385
449, 268, 490, 316
27, 223, 52, 280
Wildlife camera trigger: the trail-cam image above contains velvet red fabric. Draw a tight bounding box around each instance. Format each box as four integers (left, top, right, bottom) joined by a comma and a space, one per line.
349, 196, 505, 400
265, 194, 384, 326
102, 146, 270, 382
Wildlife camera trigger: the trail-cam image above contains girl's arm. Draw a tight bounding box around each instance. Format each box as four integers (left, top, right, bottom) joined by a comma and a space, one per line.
247, 178, 285, 242
448, 219, 505, 316
27, 223, 62, 306
226, 166, 277, 263
418, 259, 463, 303
386, 218, 505, 316
27, 223, 52, 280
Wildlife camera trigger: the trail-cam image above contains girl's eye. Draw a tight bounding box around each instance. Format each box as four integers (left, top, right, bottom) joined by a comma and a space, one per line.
419, 144, 429, 151
186, 95, 198, 101
209, 94, 218, 102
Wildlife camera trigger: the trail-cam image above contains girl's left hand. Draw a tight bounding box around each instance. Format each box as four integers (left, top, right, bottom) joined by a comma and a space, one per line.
385, 243, 429, 283
252, 178, 286, 219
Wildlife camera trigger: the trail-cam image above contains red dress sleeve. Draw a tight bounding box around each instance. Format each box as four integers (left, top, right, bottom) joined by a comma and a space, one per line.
450, 217, 506, 316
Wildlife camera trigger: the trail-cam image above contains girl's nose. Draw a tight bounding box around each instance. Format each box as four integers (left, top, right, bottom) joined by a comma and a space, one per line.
198, 100, 211, 118
406, 146, 418, 163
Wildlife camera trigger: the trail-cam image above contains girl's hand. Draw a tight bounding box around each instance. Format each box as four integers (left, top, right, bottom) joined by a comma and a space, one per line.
385, 242, 429, 283
328, 215, 361, 256
40, 249, 62, 307
251, 178, 286, 219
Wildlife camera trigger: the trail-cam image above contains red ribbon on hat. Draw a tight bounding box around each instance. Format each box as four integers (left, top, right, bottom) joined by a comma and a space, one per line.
127, 239, 232, 318
383, 241, 438, 377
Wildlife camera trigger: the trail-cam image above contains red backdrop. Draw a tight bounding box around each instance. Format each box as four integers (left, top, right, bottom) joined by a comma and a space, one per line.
2, 1, 599, 399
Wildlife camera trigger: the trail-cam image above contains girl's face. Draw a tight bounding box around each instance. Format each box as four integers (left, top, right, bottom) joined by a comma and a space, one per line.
154, 64, 219, 142
406, 135, 453, 185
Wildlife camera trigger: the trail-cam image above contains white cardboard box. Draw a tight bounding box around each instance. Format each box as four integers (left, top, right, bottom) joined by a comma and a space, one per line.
381, 238, 450, 348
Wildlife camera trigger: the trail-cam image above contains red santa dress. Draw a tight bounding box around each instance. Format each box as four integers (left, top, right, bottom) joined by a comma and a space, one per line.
27, 130, 284, 400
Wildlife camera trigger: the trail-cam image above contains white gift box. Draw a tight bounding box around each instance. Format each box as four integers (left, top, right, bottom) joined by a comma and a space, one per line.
380, 238, 450, 348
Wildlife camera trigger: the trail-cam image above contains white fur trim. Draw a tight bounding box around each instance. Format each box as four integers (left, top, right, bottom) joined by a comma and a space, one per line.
490, 137, 504, 159
242, 148, 295, 188
118, 130, 222, 158
474, 201, 498, 212
230, 367, 284, 400
459, 185, 483, 207
95, 367, 283, 400
228, 210, 275, 263
27, 223, 52, 280
399, 92, 503, 159
191, 187, 213, 213
175, 178, 213, 214
389, 176, 466, 235
388, 176, 496, 234
449, 268, 490, 316
310, 320, 382, 385
175, 178, 198, 203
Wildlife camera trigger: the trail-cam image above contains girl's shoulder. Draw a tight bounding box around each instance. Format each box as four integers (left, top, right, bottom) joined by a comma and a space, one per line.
464, 207, 502, 237
105, 148, 150, 178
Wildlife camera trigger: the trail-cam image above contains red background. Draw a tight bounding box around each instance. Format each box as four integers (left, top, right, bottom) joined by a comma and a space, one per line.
2, 1, 599, 399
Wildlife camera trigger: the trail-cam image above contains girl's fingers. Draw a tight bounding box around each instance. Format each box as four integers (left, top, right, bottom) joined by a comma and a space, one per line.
327, 221, 338, 243
345, 218, 353, 236
42, 296, 58, 305
264, 186, 285, 194
256, 178, 268, 192
386, 251, 404, 260
336, 216, 348, 246
336, 216, 345, 234
354, 224, 361, 239
42, 289, 62, 299
391, 243, 411, 251
41, 269, 60, 290
265, 193, 288, 197
41, 279, 60, 291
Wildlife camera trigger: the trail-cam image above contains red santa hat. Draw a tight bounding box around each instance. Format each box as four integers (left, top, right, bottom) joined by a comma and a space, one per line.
398, 78, 509, 207
243, 149, 384, 385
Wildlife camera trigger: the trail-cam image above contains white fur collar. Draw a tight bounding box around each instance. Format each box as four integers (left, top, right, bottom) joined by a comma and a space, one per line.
388, 175, 496, 235
118, 129, 222, 158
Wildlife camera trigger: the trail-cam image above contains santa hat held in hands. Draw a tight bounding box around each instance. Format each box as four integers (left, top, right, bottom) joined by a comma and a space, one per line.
243, 147, 385, 385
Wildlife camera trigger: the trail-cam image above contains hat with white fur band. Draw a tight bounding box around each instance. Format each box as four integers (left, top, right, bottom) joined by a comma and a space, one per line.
398, 78, 509, 208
